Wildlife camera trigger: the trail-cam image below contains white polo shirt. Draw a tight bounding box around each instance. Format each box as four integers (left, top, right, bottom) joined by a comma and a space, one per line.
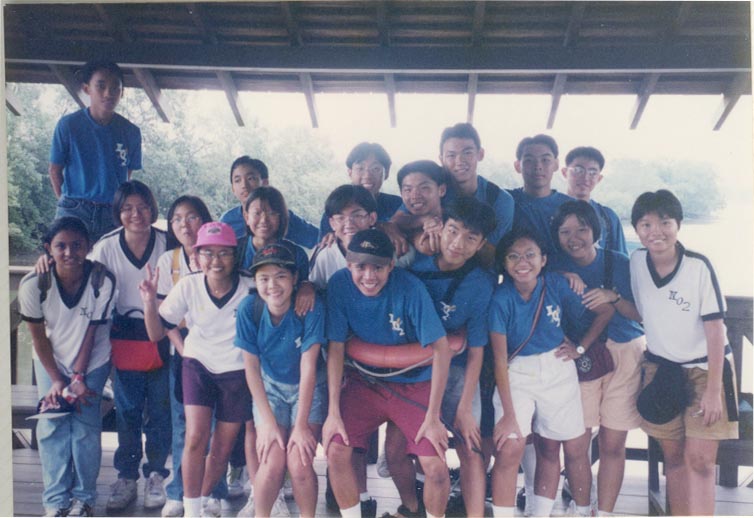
630, 244, 727, 365
18, 261, 116, 376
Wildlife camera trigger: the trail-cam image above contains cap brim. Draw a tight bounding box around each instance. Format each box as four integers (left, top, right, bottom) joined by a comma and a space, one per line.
345, 251, 392, 266
250, 258, 296, 274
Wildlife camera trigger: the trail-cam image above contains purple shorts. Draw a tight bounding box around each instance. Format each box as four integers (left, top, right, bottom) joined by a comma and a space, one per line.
332, 369, 437, 457
182, 357, 253, 423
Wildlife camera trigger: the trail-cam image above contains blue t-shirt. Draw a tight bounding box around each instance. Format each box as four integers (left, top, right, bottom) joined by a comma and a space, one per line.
442, 176, 514, 246
548, 249, 643, 344
319, 191, 402, 239
590, 199, 628, 254
220, 205, 319, 249
507, 187, 572, 256
235, 292, 325, 384
326, 267, 446, 383
409, 253, 495, 367
237, 238, 309, 281
488, 272, 585, 356
50, 109, 142, 203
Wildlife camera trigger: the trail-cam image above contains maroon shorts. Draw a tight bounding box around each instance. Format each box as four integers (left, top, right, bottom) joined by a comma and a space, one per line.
182, 357, 253, 423
332, 369, 437, 457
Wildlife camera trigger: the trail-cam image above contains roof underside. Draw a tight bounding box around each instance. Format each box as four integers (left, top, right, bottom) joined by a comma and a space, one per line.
3, 1, 752, 129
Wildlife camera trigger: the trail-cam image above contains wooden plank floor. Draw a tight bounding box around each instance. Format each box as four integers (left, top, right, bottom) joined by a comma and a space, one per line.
12, 431, 753, 517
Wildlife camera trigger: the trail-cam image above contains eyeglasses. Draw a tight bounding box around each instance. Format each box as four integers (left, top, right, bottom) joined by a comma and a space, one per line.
505, 251, 540, 263
170, 214, 201, 226
567, 166, 600, 179
331, 211, 370, 225
198, 249, 234, 260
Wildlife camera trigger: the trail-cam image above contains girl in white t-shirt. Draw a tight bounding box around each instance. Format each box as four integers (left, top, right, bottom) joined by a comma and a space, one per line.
140, 221, 256, 518
19, 217, 115, 517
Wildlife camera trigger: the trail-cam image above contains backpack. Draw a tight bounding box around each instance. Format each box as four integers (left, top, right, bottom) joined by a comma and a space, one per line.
38, 260, 108, 304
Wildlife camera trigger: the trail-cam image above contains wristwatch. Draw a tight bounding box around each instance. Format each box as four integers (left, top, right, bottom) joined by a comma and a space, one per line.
576, 345, 586, 355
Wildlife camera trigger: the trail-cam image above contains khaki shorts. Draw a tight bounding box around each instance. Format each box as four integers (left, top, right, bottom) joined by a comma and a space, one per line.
639, 357, 739, 441
580, 336, 645, 430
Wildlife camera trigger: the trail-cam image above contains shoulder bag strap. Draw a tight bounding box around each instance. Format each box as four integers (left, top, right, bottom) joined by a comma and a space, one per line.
507, 276, 547, 362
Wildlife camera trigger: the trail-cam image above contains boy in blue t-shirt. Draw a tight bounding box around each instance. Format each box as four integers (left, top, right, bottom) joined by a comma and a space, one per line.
220, 156, 319, 248
323, 229, 452, 518
235, 243, 327, 518
49, 60, 142, 242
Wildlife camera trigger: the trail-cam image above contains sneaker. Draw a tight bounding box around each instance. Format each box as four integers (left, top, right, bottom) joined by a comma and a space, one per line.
202, 497, 222, 517
67, 500, 93, 517
237, 494, 254, 518
361, 497, 377, 518
270, 491, 290, 517
43, 505, 71, 517
106, 478, 137, 511
566, 500, 594, 517
517, 487, 526, 512
283, 475, 294, 500
376, 451, 391, 478
161, 499, 185, 517
562, 477, 598, 510
227, 466, 246, 499
144, 472, 167, 509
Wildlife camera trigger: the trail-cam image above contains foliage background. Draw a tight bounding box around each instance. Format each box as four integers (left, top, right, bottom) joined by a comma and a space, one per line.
5, 84, 724, 260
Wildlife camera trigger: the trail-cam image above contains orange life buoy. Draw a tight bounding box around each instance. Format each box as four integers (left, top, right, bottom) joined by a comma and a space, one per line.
345, 328, 467, 369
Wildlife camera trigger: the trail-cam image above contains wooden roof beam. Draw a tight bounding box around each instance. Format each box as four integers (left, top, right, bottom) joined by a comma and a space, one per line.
133, 68, 172, 123
187, 3, 219, 45
94, 3, 133, 43
629, 73, 660, 130
376, 1, 390, 47
467, 73, 478, 124
217, 71, 245, 127
712, 73, 750, 131
547, 73, 567, 129
5, 87, 23, 116
660, 2, 691, 45
49, 64, 86, 109
471, 1, 486, 47
385, 73, 396, 128
563, 2, 586, 48
281, 2, 303, 47
300, 73, 319, 128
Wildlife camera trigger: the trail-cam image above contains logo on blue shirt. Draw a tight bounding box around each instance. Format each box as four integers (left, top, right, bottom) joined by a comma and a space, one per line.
115, 143, 128, 166
546, 305, 561, 327
440, 301, 456, 321
388, 313, 406, 336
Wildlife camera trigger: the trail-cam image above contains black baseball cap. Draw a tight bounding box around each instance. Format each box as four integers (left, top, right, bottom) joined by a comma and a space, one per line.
250, 243, 296, 275
346, 228, 394, 266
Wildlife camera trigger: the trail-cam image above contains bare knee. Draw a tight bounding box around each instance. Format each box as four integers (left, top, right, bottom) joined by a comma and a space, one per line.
685, 449, 716, 477
419, 457, 450, 489
493, 440, 525, 472
327, 442, 353, 470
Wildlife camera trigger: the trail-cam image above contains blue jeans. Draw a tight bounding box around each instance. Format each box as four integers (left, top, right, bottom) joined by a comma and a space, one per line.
165, 354, 229, 500
55, 196, 116, 243
113, 366, 171, 480
35, 360, 110, 509
253, 369, 328, 428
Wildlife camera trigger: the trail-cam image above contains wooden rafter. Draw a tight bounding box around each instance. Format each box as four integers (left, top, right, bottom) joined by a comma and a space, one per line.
217, 71, 245, 127
629, 73, 661, 130
712, 73, 750, 131
133, 68, 172, 123
376, 1, 390, 47
547, 73, 567, 129
49, 64, 86, 109
471, 1, 486, 47
300, 73, 319, 128
281, 2, 303, 47
467, 73, 478, 124
563, 2, 586, 48
5, 87, 23, 116
385, 73, 397, 128
187, 3, 219, 45
94, 3, 133, 43
660, 2, 691, 45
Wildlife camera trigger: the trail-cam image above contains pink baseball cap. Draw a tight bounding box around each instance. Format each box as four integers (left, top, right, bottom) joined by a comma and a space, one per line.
194, 222, 237, 249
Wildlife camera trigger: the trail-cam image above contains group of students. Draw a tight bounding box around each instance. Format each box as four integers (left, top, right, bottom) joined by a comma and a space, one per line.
18, 60, 738, 518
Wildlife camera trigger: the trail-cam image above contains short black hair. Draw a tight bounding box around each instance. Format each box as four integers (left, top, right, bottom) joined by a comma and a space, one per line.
564, 146, 605, 170
245, 186, 289, 240
396, 160, 447, 189
551, 200, 602, 250
325, 184, 378, 218
229, 156, 269, 184
443, 197, 496, 238
346, 143, 392, 179
76, 60, 125, 86
439, 123, 481, 152
166, 195, 213, 249
515, 134, 559, 160
631, 189, 684, 228
495, 228, 547, 276
43, 217, 90, 247
112, 180, 159, 225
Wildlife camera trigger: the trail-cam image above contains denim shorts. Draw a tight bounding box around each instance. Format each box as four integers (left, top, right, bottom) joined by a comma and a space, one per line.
253, 369, 327, 428
441, 363, 482, 427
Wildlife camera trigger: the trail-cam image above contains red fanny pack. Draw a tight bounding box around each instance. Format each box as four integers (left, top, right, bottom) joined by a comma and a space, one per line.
110, 311, 167, 371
